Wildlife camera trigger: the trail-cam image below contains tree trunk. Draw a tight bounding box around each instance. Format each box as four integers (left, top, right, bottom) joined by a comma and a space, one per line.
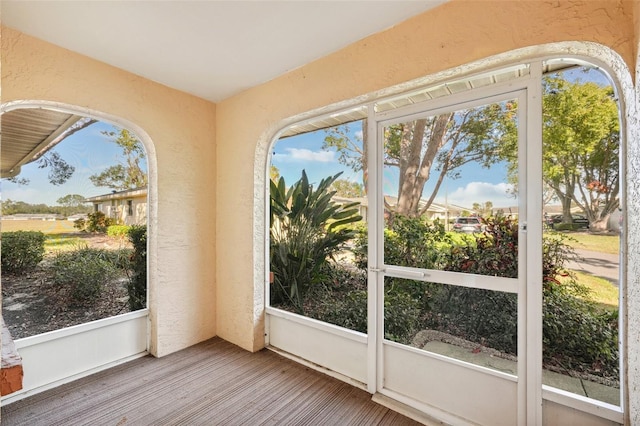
395, 114, 452, 217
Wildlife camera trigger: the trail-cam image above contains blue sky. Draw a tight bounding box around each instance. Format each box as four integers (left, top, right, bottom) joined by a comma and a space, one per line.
271, 67, 613, 211
272, 120, 516, 210
1, 121, 143, 206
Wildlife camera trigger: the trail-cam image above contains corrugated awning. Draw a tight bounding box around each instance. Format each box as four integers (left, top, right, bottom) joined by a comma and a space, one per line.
1, 108, 84, 178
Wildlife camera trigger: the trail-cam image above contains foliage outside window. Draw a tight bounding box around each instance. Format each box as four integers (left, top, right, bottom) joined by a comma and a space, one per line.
268, 64, 621, 406
1, 117, 149, 339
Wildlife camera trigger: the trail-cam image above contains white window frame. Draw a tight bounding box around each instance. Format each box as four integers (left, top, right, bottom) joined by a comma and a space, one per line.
258, 45, 634, 425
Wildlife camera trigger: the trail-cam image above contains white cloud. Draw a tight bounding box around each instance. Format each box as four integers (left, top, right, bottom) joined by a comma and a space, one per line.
276, 148, 335, 163
355, 130, 363, 140
446, 181, 516, 207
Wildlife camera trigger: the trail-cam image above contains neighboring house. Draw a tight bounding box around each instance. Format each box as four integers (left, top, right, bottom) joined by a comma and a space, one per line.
85, 188, 147, 226
333, 195, 474, 224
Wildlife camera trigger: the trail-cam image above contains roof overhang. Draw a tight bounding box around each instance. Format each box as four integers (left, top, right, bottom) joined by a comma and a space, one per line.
1, 108, 84, 178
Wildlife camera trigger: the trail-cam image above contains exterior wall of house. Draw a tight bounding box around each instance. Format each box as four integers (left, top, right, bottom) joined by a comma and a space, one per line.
92, 195, 147, 226
215, 0, 637, 351
1, 26, 217, 357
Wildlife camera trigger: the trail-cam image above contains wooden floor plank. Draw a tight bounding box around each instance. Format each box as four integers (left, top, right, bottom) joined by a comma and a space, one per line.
1, 337, 421, 425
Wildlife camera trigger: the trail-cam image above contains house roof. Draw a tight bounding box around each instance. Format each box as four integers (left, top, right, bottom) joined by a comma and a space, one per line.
0, 109, 84, 178
85, 187, 148, 203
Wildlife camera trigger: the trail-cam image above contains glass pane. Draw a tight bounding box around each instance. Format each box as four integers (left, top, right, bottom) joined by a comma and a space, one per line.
2, 113, 148, 339
269, 120, 367, 333
382, 98, 519, 278
541, 65, 620, 405
384, 277, 518, 375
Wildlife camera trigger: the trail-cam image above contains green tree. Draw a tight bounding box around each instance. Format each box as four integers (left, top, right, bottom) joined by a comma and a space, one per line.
90, 129, 147, 190
329, 178, 365, 198
324, 104, 515, 218
57, 194, 87, 208
542, 75, 619, 231
472, 201, 494, 217
56, 194, 90, 216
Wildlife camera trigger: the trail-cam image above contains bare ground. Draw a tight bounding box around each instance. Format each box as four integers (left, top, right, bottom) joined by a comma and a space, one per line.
2, 234, 133, 340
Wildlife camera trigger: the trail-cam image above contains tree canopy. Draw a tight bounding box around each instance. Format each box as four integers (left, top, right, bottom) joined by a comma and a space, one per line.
89, 129, 148, 190
541, 75, 619, 230
323, 102, 515, 217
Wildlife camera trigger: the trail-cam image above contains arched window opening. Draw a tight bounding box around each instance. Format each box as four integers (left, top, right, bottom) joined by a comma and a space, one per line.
265, 54, 627, 423
540, 62, 622, 406
269, 106, 368, 334
1, 108, 149, 340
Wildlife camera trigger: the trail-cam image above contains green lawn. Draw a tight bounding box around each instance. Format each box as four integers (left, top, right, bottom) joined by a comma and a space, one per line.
548, 231, 620, 255
1, 219, 77, 234
566, 271, 619, 311
2, 219, 84, 252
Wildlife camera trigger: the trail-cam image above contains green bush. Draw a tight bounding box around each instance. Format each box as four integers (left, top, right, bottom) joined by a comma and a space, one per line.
354, 216, 451, 271
270, 171, 362, 314
544, 285, 618, 378
1, 231, 46, 273
107, 225, 131, 238
51, 246, 119, 302
73, 218, 86, 231
127, 225, 147, 311
84, 211, 114, 233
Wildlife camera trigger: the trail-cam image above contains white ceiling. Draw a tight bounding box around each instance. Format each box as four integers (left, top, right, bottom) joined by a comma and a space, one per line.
1, 1, 446, 102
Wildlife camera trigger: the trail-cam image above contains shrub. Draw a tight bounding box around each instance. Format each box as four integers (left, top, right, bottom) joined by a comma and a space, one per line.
1, 231, 46, 273
84, 211, 114, 233
354, 216, 451, 271
270, 171, 362, 314
51, 246, 119, 302
107, 225, 131, 239
544, 284, 618, 378
127, 225, 147, 311
73, 218, 86, 231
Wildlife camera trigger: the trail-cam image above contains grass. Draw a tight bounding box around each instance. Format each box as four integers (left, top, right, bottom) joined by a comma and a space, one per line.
44, 235, 85, 252
550, 231, 620, 255
562, 271, 619, 312
1, 219, 77, 234
2, 219, 85, 252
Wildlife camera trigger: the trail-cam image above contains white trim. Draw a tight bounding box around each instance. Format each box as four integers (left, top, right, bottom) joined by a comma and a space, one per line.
0, 99, 156, 355
265, 306, 367, 343
366, 103, 378, 395
258, 41, 635, 425
15, 309, 148, 348
1, 352, 147, 406
267, 345, 367, 392
525, 60, 544, 426
382, 339, 517, 382
542, 385, 624, 424
3, 311, 148, 404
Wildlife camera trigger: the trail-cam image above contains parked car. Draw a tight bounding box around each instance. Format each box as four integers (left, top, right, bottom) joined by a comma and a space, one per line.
547, 214, 590, 229
452, 217, 484, 233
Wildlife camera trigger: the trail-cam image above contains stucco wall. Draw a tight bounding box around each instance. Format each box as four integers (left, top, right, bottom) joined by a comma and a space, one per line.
1, 26, 217, 357
216, 0, 636, 350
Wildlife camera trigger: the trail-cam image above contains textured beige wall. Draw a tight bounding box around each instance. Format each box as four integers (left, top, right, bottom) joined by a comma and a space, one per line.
215, 1, 637, 351
1, 27, 217, 357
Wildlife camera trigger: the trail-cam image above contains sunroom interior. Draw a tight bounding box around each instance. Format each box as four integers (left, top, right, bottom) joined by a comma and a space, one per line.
1, 1, 639, 425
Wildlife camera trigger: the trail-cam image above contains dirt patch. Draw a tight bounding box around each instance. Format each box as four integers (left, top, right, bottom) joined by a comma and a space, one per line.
2, 234, 133, 340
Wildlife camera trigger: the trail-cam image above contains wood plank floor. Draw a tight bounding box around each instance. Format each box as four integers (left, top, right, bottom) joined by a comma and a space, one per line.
1, 337, 422, 425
